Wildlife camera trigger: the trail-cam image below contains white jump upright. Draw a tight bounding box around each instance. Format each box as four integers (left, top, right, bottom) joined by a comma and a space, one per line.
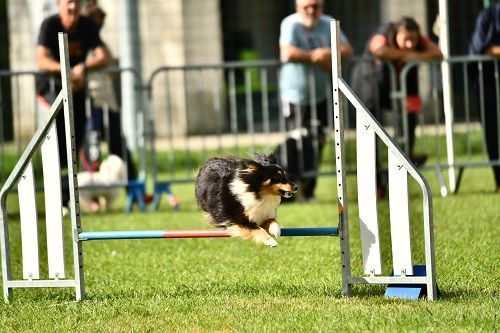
0, 33, 84, 303
331, 20, 437, 300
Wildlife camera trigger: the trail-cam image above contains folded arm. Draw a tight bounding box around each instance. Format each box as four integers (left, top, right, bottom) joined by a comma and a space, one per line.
370, 34, 443, 63
36, 45, 109, 91
280, 41, 354, 71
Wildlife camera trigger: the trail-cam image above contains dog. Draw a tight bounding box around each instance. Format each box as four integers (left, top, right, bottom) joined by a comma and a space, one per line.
195, 152, 298, 247
77, 154, 127, 213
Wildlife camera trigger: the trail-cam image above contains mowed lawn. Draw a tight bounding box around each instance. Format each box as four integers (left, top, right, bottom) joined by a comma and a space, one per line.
0, 165, 499, 332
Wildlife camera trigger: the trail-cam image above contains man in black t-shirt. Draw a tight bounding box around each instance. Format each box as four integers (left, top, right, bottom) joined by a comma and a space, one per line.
36, 0, 109, 204
36, 0, 108, 164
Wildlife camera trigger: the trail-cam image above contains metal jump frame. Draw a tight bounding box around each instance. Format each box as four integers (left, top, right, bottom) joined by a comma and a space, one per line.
0, 22, 437, 302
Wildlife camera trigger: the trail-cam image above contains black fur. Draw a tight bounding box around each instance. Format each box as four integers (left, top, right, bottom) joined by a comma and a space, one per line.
195, 156, 248, 228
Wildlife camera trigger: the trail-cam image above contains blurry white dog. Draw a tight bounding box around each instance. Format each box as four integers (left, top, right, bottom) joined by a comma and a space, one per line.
77, 154, 127, 213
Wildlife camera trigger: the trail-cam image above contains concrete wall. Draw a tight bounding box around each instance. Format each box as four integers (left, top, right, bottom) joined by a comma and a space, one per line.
7, 0, 40, 142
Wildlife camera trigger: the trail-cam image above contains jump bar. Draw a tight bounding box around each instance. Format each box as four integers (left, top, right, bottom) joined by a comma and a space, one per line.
79, 227, 339, 241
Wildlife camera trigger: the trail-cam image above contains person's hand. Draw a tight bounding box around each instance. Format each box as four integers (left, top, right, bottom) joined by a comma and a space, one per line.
486, 45, 500, 57
71, 63, 86, 91
311, 47, 331, 71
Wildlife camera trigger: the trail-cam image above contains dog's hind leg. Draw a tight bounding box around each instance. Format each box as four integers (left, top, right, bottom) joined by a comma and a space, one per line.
227, 225, 278, 247
261, 219, 281, 238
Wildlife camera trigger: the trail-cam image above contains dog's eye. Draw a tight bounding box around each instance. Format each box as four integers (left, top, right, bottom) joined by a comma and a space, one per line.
273, 174, 282, 183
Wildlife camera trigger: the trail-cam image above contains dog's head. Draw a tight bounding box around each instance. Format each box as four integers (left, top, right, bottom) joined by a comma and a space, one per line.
239, 153, 298, 199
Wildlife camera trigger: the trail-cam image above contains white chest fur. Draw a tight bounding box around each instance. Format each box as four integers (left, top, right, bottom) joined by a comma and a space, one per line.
230, 177, 280, 224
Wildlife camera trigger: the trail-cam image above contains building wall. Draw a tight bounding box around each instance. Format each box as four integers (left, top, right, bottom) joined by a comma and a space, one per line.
381, 0, 430, 32
139, 0, 223, 136
7, 0, 38, 141
7, 1, 481, 140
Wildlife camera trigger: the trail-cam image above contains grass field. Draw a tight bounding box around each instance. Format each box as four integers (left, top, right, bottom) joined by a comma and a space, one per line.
0, 155, 499, 331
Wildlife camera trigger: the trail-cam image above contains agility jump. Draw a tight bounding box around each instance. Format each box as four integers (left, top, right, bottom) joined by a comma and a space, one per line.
0, 22, 437, 303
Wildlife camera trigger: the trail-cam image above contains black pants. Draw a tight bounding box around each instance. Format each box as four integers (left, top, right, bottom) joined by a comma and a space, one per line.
283, 100, 328, 199
90, 108, 137, 180
476, 67, 500, 188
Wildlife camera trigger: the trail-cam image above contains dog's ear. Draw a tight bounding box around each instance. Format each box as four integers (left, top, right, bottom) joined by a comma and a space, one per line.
254, 152, 278, 165
241, 159, 262, 173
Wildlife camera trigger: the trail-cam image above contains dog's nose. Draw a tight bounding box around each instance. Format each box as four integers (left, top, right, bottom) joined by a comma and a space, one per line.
292, 184, 298, 193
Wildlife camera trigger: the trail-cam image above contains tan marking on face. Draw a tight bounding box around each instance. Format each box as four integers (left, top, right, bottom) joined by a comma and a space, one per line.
242, 164, 257, 174
261, 183, 282, 197
278, 183, 296, 192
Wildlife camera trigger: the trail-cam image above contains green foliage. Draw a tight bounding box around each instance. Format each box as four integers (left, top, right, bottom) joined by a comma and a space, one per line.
0, 164, 499, 332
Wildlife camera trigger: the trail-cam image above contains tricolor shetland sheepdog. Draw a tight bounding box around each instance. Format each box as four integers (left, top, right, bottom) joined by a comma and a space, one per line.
195, 152, 298, 247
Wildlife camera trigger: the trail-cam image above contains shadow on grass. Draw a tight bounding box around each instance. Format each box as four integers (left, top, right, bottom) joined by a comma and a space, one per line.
9, 282, 494, 304
82, 280, 344, 301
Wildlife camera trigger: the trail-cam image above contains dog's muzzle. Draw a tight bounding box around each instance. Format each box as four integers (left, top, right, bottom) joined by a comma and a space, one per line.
280, 183, 298, 198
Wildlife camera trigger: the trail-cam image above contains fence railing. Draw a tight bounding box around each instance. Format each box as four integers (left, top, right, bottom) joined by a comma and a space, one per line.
2, 55, 499, 197
144, 59, 339, 187
398, 56, 500, 194
0, 67, 141, 189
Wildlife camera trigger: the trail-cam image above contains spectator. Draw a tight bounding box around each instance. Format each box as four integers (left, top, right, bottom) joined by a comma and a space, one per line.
36, 0, 109, 205
363, 16, 442, 166
279, 0, 353, 201
81, 3, 138, 181
469, 3, 500, 191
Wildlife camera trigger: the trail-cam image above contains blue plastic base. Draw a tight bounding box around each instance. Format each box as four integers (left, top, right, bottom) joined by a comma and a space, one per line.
384, 265, 428, 300
152, 181, 180, 211
125, 179, 147, 212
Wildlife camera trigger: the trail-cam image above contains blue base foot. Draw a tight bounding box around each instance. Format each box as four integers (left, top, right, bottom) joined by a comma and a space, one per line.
152, 181, 180, 211
125, 180, 147, 212
384, 265, 437, 300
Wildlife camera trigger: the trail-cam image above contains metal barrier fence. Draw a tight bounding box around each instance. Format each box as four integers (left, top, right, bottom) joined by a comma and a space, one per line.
2, 55, 499, 197
0, 67, 141, 192
144, 60, 339, 198
398, 56, 500, 194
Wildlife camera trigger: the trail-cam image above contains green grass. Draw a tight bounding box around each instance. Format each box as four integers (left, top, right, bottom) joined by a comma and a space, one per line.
0, 160, 499, 332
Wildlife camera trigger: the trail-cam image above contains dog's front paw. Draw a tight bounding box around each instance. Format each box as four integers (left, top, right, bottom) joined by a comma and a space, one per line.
264, 237, 278, 247
262, 219, 281, 238
267, 221, 281, 238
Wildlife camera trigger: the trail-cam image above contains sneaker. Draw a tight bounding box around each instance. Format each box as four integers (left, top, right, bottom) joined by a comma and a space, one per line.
143, 194, 153, 204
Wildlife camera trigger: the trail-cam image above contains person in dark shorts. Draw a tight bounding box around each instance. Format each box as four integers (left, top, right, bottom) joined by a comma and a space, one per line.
36, 0, 109, 205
